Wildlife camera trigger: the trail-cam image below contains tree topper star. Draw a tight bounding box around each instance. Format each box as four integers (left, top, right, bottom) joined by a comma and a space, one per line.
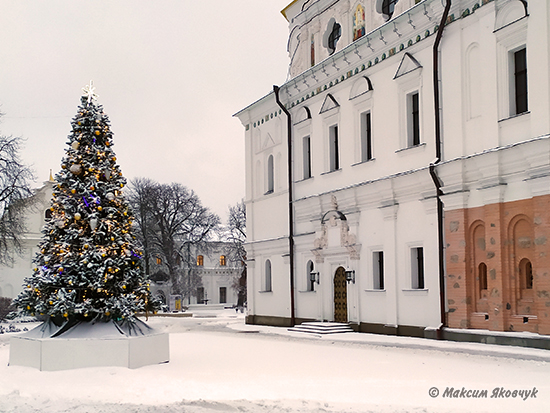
82, 80, 99, 104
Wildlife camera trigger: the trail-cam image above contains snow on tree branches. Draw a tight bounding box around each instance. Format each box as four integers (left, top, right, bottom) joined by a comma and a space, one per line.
12, 92, 158, 324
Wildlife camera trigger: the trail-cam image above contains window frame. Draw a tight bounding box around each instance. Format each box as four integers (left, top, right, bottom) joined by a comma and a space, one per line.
264, 259, 272, 292
407, 91, 421, 147
266, 154, 274, 194
303, 135, 312, 179
411, 246, 425, 290
512, 47, 528, 115
219, 287, 227, 304
373, 251, 384, 290
329, 124, 340, 172
496, 17, 528, 120
360, 111, 373, 162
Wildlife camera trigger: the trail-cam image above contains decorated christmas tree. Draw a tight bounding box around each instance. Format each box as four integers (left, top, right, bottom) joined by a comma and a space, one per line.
13, 82, 157, 327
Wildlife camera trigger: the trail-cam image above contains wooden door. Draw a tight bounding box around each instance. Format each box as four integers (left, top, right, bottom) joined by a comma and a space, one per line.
333, 267, 348, 323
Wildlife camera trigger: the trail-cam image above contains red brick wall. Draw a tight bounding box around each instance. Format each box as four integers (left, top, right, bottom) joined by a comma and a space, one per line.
445, 194, 550, 335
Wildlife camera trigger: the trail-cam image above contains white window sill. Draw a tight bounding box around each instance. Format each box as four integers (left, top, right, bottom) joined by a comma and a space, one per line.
395, 142, 426, 154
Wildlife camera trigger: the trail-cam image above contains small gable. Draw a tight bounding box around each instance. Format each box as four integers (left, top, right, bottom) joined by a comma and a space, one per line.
394, 53, 422, 79
319, 94, 340, 114
495, 0, 527, 31
294, 106, 312, 125
349, 76, 373, 100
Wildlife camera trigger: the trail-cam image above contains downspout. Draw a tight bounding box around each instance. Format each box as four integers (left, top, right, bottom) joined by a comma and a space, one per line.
430, 0, 452, 339
274, 85, 296, 327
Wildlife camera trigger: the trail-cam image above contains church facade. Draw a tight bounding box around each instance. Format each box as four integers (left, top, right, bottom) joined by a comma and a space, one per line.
235, 0, 550, 341
0, 179, 54, 299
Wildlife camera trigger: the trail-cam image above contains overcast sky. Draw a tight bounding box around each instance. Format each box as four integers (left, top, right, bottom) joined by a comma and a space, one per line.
0, 1, 291, 220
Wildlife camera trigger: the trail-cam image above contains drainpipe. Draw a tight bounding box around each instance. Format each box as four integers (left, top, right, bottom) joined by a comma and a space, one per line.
430, 0, 452, 339
274, 85, 296, 327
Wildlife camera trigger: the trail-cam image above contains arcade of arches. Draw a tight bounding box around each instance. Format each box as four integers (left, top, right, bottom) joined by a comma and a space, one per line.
445, 195, 550, 335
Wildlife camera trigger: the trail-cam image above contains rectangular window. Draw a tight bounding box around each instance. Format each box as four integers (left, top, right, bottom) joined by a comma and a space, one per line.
514, 48, 528, 115
411, 247, 425, 289
373, 251, 384, 290
361, 112, 373, 162
407, 92, 420, 146
197, 287, 204, 304
303, 136, 311, 179
329, 125, 339, 171
219, 287, 227, 304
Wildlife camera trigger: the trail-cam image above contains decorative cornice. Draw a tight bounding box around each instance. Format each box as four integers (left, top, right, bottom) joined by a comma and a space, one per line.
241, 0, 497, 129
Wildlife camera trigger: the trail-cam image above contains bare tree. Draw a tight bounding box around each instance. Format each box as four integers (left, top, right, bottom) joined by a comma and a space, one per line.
128, 180, 220, 301
0, 128, 35, 266
127, 177, 157, 275
224, 200, 247, 307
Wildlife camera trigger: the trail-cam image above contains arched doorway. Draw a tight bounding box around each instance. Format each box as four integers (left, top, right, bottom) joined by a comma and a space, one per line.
333, 267, 348, 323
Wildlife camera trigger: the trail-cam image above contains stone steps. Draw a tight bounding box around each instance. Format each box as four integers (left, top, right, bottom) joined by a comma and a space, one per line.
288, 322, 354, 335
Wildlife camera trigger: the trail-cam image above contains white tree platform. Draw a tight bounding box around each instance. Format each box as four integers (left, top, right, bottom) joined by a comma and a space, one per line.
9, 318, 169, 371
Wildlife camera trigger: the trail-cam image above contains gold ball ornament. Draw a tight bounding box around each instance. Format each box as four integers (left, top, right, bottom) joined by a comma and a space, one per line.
71, 189, 76, 194
74, 213, 81, 220
98, 206, 103, 211
95, 130, 100, 136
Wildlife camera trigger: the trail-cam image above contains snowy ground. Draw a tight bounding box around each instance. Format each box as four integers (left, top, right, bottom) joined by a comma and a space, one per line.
1, 307, 550, 413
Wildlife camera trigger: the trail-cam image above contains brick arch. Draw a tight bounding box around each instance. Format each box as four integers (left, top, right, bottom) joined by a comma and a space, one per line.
507, 214, 535, 317
468, 220, 488, 315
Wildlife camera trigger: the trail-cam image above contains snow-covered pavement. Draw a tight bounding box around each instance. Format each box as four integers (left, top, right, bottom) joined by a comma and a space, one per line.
1, 308, 549, 412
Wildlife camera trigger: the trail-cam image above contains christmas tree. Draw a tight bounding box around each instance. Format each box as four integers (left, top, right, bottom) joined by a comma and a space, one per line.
13, 82, 157, 327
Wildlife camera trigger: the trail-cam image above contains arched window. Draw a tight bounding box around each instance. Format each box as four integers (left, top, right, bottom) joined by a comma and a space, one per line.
328, 22, 341, 55
44, 209, 52, 220
156, 257, 162, 265
381, 0, 399, 20
478, 263, 487, 291
197, 255, 204, 266
307, 260, 315, 291
519, 258, 533, 290
220, 255, 226, 266
265, 259, 272, 292
266, 155, 274, 194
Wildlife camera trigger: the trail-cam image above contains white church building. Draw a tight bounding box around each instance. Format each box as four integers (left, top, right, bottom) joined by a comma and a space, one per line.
0, 179, 54, 299
235, 0, 550, 342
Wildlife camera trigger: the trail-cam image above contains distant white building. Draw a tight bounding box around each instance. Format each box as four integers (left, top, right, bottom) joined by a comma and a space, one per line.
235, 0, 550, 340
149, 242, 241, 310
0, 179, 54, 299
